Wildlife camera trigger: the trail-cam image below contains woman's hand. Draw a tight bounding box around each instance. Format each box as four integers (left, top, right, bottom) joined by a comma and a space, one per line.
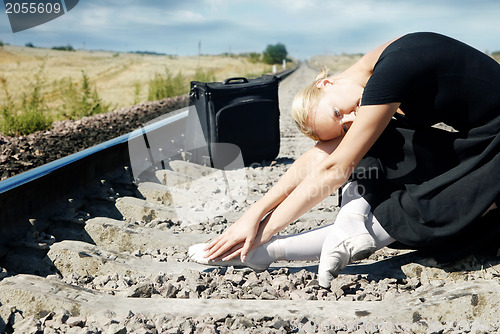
202, 137, 344, 263
203, 209, 264, 262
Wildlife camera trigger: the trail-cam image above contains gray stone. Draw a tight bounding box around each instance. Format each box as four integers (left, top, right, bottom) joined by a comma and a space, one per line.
126, 283, 154, 298
260, 292, 278, 300
66, 316, 86, 327
12, 315, 41, 333
290, 289, 314, 300
270, 275, 289, 290
251, 286, 265, 296
258, 271, 272, 282
162, 282, 179, 298
231, 316, 254, 329
46, 240, 206, 279
178, 318, 195, 333
194, 323, 217, 333
224, 273, 244, 286
242, 272, 259, 288
271, 318, 291, 330
169, 160, 216, 178
155, 169, 193, 187
85, 217, 212, 253
329, 274, 358, 293
137, 182, 174, 205
115, 196, 176, 223
104, 324, 127, 334
305, 279, 320, 289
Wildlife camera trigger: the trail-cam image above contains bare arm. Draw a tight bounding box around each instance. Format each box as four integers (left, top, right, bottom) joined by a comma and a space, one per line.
214, 102, 399, 262
256, 103, 399, 242
204, 137, 342, 260
251, 138, 342, 215
205, 36, 402, 262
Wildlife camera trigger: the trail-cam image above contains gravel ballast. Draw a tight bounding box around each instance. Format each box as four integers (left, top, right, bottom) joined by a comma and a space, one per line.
1, 66, 500, 333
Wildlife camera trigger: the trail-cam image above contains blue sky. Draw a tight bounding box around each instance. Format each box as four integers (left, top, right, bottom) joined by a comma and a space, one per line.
1, 0, 500, 59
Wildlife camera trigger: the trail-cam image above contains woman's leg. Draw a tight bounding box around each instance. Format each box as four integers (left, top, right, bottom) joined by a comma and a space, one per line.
318, 181, 395, 287
366, 212, 395, 249
190, 181, 395, 272
188, 224, 333, 270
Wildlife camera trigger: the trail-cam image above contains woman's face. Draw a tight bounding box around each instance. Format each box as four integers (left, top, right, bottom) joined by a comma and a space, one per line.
308, 78, 363, 141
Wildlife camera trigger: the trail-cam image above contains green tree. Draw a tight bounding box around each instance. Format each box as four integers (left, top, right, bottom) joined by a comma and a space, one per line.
262, 43, 287, 64
52, 44, 75, 51
247, 52, 261, 63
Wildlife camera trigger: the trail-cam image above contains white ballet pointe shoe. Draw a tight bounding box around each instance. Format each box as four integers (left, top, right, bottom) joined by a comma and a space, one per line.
188, 243, 270, 271
318, 233, 376, 288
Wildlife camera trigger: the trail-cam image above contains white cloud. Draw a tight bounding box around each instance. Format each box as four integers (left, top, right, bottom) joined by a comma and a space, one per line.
165, 10, 205, 23
2, 0, 500, 57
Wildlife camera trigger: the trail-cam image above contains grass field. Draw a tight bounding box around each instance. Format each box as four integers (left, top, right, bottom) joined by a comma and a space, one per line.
309, 53, 363, 72
0, 45, 276, 110
310, 51, 500, 73
2, 43, 497, 137
0, 45, 283, 135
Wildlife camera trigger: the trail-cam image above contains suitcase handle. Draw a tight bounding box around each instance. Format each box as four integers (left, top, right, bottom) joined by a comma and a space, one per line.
223, 77, 249, 84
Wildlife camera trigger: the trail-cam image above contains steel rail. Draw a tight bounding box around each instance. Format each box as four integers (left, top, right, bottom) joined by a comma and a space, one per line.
0, 65, 298, 246
0, 110, 188, 245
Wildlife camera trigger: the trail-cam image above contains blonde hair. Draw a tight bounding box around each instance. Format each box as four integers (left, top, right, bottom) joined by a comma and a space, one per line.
291, 66, 331, 141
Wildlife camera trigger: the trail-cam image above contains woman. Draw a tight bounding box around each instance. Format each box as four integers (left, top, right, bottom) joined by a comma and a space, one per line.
189, 32, 500, 288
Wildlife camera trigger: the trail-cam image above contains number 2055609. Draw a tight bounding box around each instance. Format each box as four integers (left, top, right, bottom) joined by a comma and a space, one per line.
5, 2, 62, 14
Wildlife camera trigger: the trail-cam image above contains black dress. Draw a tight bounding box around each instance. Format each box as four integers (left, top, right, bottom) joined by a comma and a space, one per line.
353, 32, 500, 261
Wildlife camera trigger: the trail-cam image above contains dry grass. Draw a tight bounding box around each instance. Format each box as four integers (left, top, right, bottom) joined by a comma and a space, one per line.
0, 45, 275, 113
308, 54, 364, 73
310, 51, 500, 74
491, 52, 500, 64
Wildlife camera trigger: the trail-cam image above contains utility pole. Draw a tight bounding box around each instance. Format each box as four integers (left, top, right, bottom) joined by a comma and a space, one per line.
198, 40, 201, 66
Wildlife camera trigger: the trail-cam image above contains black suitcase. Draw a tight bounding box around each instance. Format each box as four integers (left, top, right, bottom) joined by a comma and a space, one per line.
187, 75, 280, 168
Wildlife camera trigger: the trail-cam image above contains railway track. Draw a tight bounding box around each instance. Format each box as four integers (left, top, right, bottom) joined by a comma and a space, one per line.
1, 65, 500, 333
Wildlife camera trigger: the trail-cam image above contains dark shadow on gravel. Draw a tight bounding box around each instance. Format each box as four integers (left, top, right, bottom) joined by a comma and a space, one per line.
196, 249, 500, 284
0, 246, 60, 278
345, 251, 500, 281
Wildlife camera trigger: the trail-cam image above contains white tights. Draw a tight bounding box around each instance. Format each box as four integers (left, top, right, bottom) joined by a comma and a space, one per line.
246, 181, 395, 266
